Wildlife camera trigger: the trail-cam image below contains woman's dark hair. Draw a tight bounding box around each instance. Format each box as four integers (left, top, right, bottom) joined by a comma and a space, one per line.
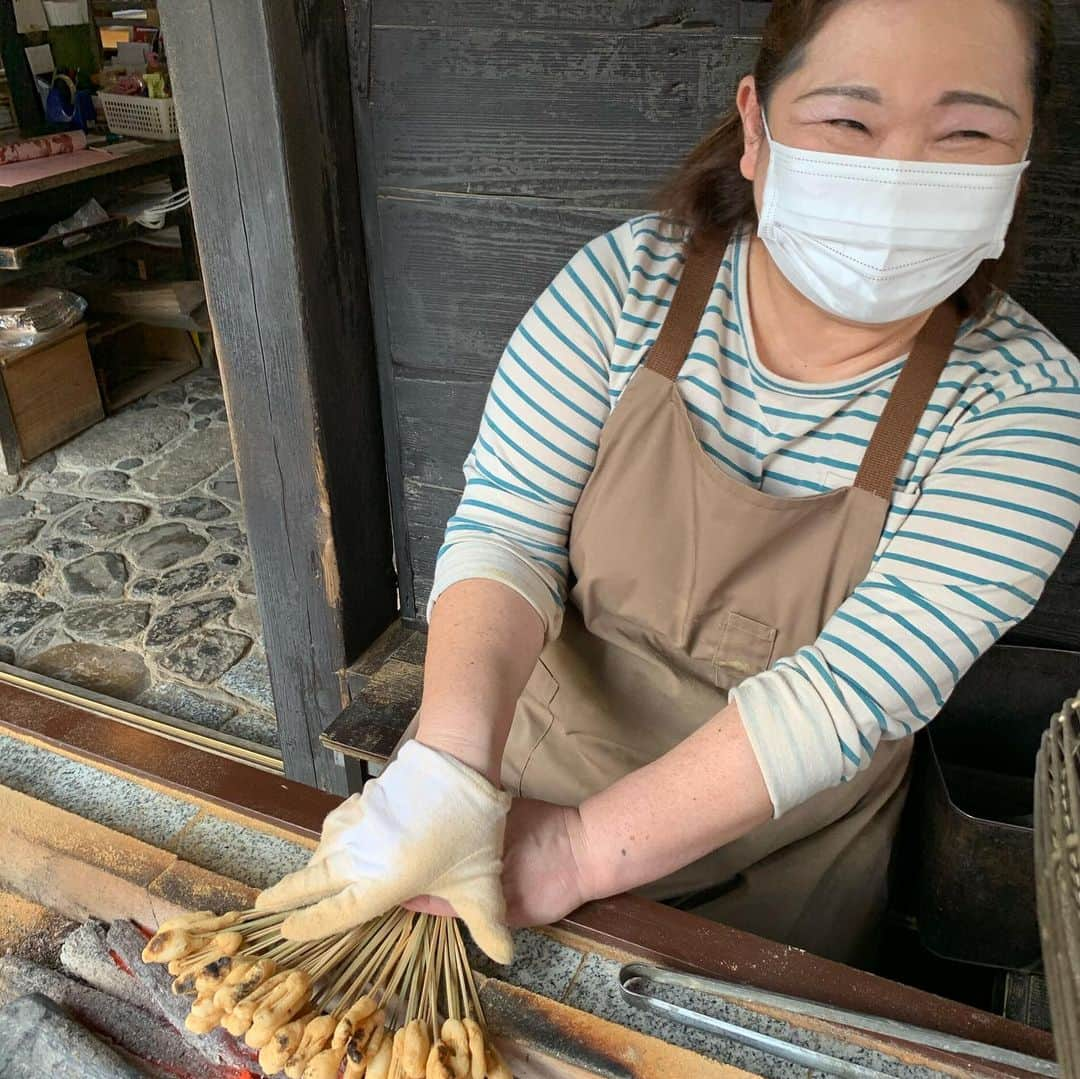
653, 0, 1056, 317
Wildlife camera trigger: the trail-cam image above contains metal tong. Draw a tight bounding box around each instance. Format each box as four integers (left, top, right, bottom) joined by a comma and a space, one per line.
618, 963, 1059, 1079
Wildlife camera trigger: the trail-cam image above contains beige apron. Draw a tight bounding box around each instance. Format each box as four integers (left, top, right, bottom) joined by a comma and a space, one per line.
499, 230, 960, 964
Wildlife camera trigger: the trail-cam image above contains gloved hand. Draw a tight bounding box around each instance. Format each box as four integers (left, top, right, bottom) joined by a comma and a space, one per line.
254, 740, 513, 964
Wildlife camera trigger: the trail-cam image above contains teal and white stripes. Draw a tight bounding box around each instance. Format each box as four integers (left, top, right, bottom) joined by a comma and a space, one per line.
430, 214, 1080, 816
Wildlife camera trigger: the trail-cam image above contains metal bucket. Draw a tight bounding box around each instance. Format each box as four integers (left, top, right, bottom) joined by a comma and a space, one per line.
914, 644, 1080, 971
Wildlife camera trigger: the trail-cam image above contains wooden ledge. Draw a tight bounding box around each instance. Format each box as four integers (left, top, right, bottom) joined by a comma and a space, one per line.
0, 679, 337, 841
323, 619, 426, 764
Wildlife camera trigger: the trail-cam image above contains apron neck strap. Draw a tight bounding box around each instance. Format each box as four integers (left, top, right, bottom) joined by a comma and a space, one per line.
644, 225, 960, 503
644, 229, 731, 381
853, 302, 960, 501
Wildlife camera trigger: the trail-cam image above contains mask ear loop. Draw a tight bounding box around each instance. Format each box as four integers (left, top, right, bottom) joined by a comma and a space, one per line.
759, 108, 773, 146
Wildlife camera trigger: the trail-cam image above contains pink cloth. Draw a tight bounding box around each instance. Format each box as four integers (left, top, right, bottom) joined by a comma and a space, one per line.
0, 130, 87, 166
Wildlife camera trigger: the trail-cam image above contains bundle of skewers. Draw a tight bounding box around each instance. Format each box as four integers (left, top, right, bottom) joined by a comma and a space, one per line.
140, 905, 513, 1079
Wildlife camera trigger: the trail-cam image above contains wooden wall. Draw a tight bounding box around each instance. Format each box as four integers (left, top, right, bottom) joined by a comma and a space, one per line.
347, 1, 1080, 650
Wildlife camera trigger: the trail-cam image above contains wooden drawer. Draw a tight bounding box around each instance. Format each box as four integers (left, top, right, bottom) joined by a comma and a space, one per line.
0, 324, 104, 461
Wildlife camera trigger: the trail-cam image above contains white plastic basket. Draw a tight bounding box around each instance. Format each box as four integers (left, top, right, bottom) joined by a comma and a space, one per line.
98, 93, 178, 141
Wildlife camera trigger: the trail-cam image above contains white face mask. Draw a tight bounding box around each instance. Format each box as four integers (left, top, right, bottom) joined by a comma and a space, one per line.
756, 114, 1029, 324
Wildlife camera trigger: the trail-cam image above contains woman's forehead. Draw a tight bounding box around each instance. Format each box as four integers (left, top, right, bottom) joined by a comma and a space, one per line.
780, 0, 1033, 107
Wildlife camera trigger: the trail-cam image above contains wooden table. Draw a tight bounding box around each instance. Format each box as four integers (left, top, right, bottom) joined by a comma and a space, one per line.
0, 140, 181, 205
0, 139, 194, 280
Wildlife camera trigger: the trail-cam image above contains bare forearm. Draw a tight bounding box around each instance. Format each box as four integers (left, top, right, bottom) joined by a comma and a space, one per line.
572, 700, 773, 899
416, 579, 545, 785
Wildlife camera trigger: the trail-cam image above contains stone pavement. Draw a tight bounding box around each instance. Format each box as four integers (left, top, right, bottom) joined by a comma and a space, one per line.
0, 372, 279, 750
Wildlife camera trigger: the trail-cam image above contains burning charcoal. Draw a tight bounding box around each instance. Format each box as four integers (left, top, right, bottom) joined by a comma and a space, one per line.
104, 918, 261, 1073
0, 993, 143, 1078
0, 955, 214, 1076
60, 919, 156, 1014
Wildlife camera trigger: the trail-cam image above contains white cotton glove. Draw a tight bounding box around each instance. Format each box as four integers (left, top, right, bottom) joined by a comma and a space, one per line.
254, 740, 513, 964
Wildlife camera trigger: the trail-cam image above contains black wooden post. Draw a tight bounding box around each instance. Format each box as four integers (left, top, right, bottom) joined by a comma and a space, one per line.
159, 0, 397, 792
0, 0, 47, 134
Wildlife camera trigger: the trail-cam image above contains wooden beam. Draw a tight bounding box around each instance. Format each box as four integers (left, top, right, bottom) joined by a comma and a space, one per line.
0, 679, 334, 840
159, 0, 397, 792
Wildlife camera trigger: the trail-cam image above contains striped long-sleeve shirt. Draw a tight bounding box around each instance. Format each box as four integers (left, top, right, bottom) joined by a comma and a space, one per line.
429, 214, 1080, 816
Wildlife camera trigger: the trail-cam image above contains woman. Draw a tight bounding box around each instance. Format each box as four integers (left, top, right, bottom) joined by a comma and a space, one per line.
259, 0, 1080, 966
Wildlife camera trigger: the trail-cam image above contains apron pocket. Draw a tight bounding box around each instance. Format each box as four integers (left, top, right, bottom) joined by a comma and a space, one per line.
714, 611, 777, 688
528, 656, 559, 708
506, 657, 561, 798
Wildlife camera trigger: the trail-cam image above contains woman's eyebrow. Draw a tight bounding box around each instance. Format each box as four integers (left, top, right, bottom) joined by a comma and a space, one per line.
936, 89, 1020, 118
793, 86, 1020, 121
794, 85, 883, 105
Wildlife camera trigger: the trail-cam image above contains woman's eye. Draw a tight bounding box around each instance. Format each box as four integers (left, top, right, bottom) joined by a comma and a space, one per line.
826, 118, 869, 133
945, 130, 991, 141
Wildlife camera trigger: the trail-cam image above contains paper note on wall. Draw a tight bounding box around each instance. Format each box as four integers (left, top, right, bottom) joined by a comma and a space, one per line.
14, 0, 48, 33
23, 43, 55, 75
42, 0, 89, 25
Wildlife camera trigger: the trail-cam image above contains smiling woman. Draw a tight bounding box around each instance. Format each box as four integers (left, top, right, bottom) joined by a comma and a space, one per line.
658, 0, 1052, 320
261, 0, 1080, 971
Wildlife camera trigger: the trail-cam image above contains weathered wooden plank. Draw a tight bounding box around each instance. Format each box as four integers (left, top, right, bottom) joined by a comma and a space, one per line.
370, 28, 759, 199
374, 144, 1080, 383
401, 479, 464, 620
738, 0, 771, 31
0, 0, 45, 133
326, 657, 423, 764
161, 0, 396, 794
395, 375, 486, 490
379, 194, 630, 379
1054, 0, 1080, 42
359, 10, 1080, 641
347, 0, 372, 95
374, 1, 740, 29
374, 1, 1080, 40
1008, 42, 1080, 352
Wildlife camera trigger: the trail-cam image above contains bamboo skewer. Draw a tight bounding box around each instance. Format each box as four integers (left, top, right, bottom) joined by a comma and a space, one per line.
141, 903, 511, 1078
